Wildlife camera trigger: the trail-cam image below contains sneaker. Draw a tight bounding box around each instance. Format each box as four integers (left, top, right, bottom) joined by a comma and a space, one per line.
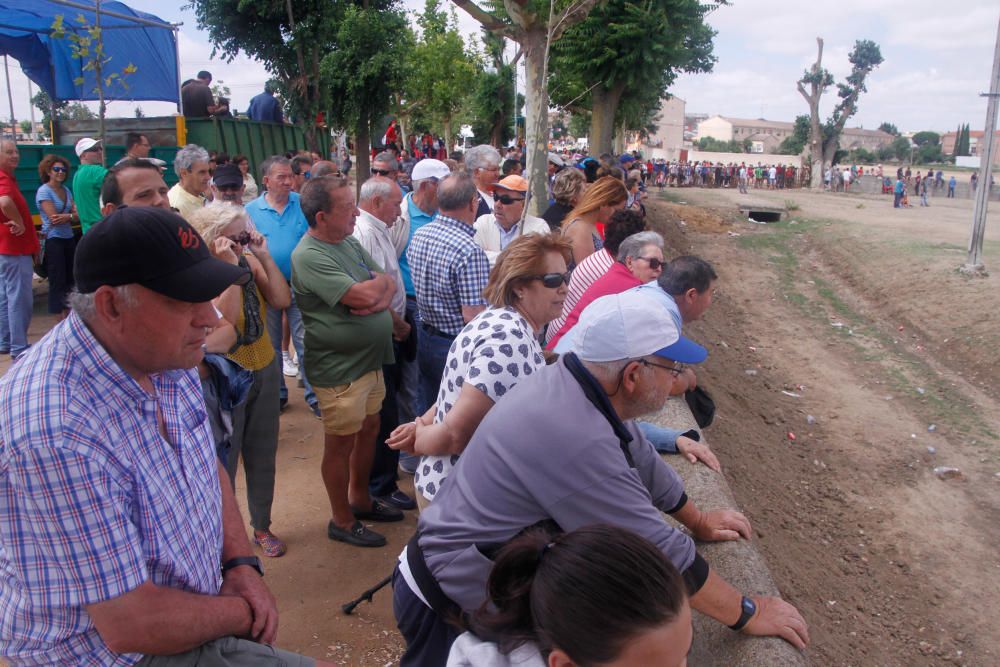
309, 402, 322, 420
282, 352, 298, 377
279, 397, 289, 412
253, 530, 287, 557
376, 489, 417, 511
351, 497, 404, 522
328, 520, 386, 548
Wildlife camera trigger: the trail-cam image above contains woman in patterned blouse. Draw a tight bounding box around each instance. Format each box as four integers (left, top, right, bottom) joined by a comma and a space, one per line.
388, 232, 572, 507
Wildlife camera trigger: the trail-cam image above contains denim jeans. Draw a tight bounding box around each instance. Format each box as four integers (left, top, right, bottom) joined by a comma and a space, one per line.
0, 254, 34, 357
45, 236, 77, 314
638, 421, 688, 454
266, 292, 316, 407
416, 324, 454, 415
397, 298, 422, 474
370, 347, 402, 498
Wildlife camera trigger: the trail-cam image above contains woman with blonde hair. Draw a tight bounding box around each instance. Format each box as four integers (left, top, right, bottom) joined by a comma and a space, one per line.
388, 232, 572, 508
542, 168, 586, 230
189, 201, 292, 557
560, 176, 627, 269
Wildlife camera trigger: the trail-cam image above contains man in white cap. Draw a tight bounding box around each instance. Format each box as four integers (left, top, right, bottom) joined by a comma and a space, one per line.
392, 290, 810, 665
472, 174, 551, 267
389, 158, 452, 470
546, 151, 564, 203
71, 138, 107, 233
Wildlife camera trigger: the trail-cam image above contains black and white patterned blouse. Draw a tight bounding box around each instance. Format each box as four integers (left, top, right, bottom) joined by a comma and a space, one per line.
415, 306, 545, 502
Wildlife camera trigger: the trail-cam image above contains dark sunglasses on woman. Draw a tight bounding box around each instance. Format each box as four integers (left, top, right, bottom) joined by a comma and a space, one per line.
527, 272, 572, 288
637, 256, 664, 270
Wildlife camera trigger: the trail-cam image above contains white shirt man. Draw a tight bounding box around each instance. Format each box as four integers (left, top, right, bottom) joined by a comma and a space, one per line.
353, 177, 407, 332
472, 175, 550, 267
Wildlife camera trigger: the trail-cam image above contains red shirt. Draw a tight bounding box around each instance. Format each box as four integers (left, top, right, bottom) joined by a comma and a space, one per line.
0, 169, 39, 256
547, 261, 641, 350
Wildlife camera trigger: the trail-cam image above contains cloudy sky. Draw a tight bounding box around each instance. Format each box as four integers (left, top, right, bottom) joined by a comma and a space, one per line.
3, 0, 998, 135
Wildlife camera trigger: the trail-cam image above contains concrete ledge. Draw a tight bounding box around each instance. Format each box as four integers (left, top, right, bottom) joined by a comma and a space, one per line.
652, 397, 809, 666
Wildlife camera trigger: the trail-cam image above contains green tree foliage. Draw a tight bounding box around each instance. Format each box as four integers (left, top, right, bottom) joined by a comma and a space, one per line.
18, 120, 32, 136
878, 121, 899, 136
956, 123, 971, 156
405, 0, 480, 147
917, 143, 943, 164
549, 0, 719, 154
848, 147, 875, 163
778, 115, 811, 154
890, 136, 912, 161
323, 4, 411, 185
695, 137, 743, 152
911, 131, 939, 147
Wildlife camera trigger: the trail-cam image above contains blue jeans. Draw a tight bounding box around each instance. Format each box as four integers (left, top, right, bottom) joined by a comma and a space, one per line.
0, 254, 34, 357
638, 421, 691, 454
416, 324, 454, 415
266, 293, 316, 407
397, 298, 422, 474
370, 345, 402, 498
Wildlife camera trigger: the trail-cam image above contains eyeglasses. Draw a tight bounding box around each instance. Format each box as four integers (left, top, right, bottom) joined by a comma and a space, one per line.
371, 168, 392, 176
636, 256, 664, 270
638, 359, 684, 377
303, 171, 311, 179
227, 231, 252, 245
51, 166, 67, 173
526, 271, 571, 288
495, 194, 525, 206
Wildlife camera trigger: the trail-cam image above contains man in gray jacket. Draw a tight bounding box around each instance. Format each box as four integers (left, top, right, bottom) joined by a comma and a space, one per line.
392, 291, 809, 665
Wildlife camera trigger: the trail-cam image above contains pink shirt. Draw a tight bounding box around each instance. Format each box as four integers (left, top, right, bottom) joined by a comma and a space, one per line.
547, 262, 641, 350
545, 249, 614, 344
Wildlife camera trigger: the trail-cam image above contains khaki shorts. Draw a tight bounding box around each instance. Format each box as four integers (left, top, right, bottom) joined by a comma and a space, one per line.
314, 369, 385, 435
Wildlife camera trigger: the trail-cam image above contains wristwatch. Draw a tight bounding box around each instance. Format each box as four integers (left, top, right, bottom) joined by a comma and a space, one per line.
729, 595, 757, 631
221, 556, 264, 577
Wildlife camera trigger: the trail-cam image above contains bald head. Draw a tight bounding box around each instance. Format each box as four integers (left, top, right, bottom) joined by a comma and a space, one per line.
310, 160, 341, 178
436, 172, 478, 223
359, 176, 402, 226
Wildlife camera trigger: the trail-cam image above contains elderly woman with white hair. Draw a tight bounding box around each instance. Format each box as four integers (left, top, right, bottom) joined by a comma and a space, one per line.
189, 201, 293, 557
464, 144, 502, 218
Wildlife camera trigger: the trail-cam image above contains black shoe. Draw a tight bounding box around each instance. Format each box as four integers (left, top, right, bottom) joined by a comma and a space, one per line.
327, 520, 386, 548
376, 489, 417, 511
279, 397, 289, 412
351, 498, 404, 522
309, 402, 322, 420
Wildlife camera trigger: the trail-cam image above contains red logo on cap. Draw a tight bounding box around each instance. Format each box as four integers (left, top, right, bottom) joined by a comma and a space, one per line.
178, 226, 201, 250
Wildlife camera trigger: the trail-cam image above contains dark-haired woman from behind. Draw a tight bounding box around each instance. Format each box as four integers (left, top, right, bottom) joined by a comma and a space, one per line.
448, 524, 692, 667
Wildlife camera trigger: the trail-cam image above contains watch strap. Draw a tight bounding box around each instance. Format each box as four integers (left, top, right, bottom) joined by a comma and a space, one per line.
221, 556, 264, 577
729, 595, 756, 631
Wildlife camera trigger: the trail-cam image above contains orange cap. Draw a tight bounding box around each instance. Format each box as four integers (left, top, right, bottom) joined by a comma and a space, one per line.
490, 175, 529, 193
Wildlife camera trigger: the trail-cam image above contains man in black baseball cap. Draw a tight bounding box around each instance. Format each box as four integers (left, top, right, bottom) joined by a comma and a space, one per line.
211, 162, 246, 204
0, 205, 335, 664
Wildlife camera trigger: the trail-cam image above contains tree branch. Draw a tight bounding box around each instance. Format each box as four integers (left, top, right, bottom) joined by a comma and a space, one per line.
511, 46, 523, 66
550, 0, 603, 42
451, 0, 508, 33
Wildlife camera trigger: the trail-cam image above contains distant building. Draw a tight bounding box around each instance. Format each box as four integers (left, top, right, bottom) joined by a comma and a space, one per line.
941, 130, 1000, 160
696, 115, 892, 154
631, 96, 686, 160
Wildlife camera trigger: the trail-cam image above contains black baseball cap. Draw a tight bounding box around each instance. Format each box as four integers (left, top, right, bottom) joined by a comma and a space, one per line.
75, 206, 250, 302
213, 163, 243, 189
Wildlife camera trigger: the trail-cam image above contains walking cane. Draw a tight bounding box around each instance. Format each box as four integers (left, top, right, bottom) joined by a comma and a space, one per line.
341, 574, 393, 615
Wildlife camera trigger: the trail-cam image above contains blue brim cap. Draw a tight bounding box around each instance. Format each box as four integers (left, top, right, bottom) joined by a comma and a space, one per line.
654, 336, 708, 364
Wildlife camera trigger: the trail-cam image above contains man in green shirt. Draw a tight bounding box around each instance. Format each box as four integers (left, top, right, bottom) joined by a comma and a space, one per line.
71, 138, 108, 233
292, 175, 401, 548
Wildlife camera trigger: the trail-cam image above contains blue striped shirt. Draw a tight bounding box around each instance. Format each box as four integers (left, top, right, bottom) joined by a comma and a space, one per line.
406, 214, 489, 336
0, 313, 223, 666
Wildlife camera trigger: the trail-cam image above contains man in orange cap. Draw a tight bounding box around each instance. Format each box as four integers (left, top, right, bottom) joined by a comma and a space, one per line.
472, 174, 551, 267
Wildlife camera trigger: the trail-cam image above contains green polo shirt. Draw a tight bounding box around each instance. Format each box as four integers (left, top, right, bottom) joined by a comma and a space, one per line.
291, 234, 394, 387
72, 164, 108, 233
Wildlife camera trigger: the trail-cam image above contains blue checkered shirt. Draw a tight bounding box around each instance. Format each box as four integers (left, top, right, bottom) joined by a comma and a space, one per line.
0, 313, 223, 666
406, 214, 489, 336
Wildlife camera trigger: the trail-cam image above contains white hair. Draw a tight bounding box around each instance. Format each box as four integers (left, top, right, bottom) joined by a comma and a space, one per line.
617, 231, 664, 262
188, 201, 248, 245
67, 285, 138, 321
174, 144, 209, 176
464, 144, 501, 172
359, 177, 397, 204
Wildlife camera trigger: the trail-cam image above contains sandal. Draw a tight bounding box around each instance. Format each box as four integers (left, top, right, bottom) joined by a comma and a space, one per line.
253, 530, 288, 557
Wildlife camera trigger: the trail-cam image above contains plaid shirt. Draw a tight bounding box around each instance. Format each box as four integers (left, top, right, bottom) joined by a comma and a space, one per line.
0, 313, 223, 666
406, 214, 489, 336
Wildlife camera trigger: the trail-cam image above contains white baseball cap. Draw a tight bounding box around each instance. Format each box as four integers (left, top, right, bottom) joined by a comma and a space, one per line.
548, 152, 565, 167
569, 291, 707, 363
411, 158, 451, 182
74, 137, 102, 157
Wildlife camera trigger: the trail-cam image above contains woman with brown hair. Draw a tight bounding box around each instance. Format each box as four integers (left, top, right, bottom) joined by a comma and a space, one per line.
35, 154, 79, 318
560, 176, 627, 269
541, 168, 586, 231
388, 232, 572, 508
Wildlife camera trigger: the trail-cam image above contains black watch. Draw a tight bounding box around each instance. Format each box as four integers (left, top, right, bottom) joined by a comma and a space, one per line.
221, 556, 264, 577
729, 595, 757, 631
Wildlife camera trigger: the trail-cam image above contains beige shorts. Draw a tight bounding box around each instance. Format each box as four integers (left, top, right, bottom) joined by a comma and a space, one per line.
314, 369, 385, 435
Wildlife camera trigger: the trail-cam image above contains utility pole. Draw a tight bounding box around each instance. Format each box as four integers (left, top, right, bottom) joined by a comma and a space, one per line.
3, 55, 15, 140
964, 10, 1000, 274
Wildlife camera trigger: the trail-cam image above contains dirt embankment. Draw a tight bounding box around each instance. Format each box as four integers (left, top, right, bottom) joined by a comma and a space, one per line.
648, 188, 999, 666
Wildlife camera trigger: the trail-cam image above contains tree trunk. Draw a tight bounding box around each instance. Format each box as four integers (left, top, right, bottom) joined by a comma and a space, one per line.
443, 115, 453, 157
355, 117, 371, 199
589, 84, 624, 156
521, 27, 549, 216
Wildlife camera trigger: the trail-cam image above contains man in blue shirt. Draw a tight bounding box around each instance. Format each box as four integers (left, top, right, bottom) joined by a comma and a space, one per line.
246, 156, 318, 416
247, 81, 284, 123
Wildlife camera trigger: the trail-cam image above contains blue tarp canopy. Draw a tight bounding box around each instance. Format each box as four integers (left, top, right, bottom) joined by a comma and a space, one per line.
0, 0, 178, 104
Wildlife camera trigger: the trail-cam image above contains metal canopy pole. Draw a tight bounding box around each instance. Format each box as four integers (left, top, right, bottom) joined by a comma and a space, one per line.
45, 0, 179, 30
964, 10, 1000, 274
3, 55, 16, 140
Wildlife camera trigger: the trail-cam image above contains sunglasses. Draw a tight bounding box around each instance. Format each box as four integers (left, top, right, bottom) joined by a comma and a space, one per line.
636, 256, 664, 270
495, 194, 525, 206
371, 168, 392, 176
527, 271, 572, 288
227, 231, 252, 246
51, 166, 67, 173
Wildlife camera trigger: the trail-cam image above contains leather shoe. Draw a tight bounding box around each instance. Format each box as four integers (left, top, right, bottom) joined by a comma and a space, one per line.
376, 489, 417, 511
327, 520, 386, 548
351, 498, 404, 522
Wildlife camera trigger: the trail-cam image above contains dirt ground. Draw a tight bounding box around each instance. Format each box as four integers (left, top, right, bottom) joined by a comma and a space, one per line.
2, 182, 998, 665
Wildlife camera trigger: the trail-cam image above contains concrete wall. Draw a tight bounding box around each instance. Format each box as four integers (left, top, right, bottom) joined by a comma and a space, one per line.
697, 116, 734, 142
642, 97, 686, 162
688, 151, 802, 167
650, 398, 810, 666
